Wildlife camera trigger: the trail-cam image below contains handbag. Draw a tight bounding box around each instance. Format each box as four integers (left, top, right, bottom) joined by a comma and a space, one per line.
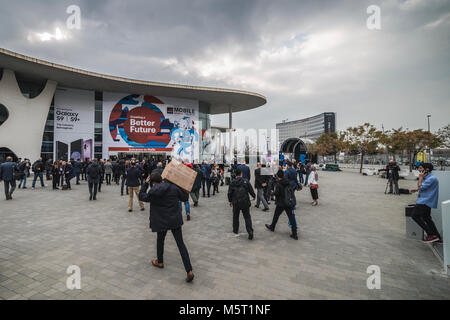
310, 184, 319, 189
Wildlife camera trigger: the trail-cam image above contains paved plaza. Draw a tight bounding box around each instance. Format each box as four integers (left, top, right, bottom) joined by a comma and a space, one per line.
1, 170, 449, 300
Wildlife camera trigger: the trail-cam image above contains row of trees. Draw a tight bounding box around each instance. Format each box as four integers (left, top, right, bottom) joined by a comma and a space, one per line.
312, 123, 449, 173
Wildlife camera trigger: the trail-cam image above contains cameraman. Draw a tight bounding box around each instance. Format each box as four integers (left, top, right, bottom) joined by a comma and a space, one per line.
410, 163, 441, 243
380, 160, 400, 194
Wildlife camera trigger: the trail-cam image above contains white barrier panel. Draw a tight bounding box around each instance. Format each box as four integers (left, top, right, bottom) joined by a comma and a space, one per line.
442, 200, 450, 275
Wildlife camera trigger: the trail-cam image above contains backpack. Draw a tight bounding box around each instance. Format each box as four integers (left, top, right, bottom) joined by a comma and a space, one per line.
32, 162, 40, 173
234, 181, 249, 207
284, 184, 296, 208
89, 165, 99, 179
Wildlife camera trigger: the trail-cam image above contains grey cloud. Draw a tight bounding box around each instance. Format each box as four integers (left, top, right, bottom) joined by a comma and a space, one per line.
0, 0, 449, 133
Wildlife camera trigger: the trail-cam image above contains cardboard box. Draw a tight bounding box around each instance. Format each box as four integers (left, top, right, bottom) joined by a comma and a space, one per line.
161, 159, 198, 192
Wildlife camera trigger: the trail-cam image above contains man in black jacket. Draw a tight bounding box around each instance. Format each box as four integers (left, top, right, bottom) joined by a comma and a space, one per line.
31, 158, 45, 189
190, 164, 203, 207
227, 168, 256, 240
126, 160, 144, 212
87, 159, 101, 200
139, 171, 194, 282
254, 162, 269, 211
265, 169, 298, 240
0, 156, 18, 200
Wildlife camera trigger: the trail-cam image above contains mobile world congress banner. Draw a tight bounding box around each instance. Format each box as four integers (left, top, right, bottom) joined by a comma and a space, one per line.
102, 93, 200, 162
54, 88, 95, 161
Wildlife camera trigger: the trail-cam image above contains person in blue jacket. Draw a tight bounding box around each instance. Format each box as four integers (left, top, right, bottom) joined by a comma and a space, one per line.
63, 160, 75, 190
237, 161, 251, 182
201, 161, 211, 197
0, 156, 18, 200
410, 163, 441, 243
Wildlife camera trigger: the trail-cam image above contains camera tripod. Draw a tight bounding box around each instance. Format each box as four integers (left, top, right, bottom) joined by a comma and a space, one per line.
384, 177, 399, 195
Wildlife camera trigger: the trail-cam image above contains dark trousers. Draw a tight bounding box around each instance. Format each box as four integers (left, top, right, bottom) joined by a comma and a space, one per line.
411, 204, 441, 238
52, 175, 59, 189
32, 172, 44, 188
157, 227, 192, 273
4, 180, 16, 198
232, 206, 253, 235
212, 182, 219, 195
66, 177, 72, 189
298, 173, 304, 184
202, 178, 211, 196
88, 182, 98, 199
269, 205, 297, 235
388, 178, 399, 194
106, 174, 111, 185
310, 188, 319, 200
60, 174, 64, 187
76, 173, 80, 184
121, 175, 128, 195
46, 170, 51, 180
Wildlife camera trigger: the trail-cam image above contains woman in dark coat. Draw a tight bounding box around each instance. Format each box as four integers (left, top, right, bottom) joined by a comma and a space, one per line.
51, 161, 60, 190
139, 172, 194, 282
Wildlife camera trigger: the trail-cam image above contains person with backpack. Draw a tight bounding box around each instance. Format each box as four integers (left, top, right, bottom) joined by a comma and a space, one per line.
0, 156, 19, 200
139, 171, 194, 283
308, 165, 319, 206
31, 158, 45, 189
297, 161, 306, 185
265, 169, 298, 240
87, 159, 101, 200
227, 168, 256, 240
18, 158, 30, 189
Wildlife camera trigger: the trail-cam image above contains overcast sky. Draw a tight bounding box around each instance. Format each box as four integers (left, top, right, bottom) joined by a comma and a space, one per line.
0, 0, 449, 133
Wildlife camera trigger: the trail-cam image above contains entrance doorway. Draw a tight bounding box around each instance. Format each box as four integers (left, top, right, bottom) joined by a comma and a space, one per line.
117, 152, 167, 162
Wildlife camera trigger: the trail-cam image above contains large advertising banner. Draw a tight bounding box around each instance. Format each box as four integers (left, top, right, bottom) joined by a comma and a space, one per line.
103, 93, 200, 162
54, 88, 95, 161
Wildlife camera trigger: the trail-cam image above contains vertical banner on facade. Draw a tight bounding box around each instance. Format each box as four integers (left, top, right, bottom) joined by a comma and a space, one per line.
54, 88, 95, 161
102, 93, 200, 162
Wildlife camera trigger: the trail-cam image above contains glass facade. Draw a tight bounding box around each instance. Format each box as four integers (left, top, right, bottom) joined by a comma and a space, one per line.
94, 91, 103, 160
276, 112, 336, 145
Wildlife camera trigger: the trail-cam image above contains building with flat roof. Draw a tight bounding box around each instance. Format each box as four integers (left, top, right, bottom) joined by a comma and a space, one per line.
0, 48, 266, 163
276, 112, 336, 145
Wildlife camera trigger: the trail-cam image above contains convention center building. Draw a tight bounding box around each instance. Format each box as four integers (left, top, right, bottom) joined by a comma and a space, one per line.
0, 48, 266, 163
